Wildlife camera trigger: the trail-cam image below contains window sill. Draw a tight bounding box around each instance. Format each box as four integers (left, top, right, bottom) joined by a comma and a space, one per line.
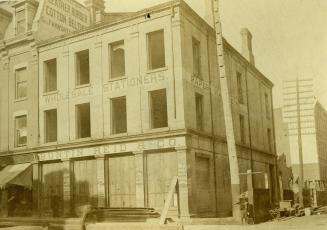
42, 141, 58, 146
43, 91, 58, 96
73, 137, 92, 143
75, 83, 91, 89
109, 132, 128, 138
144, 127, 170, 134
147, 66, 168, 74
14, 145, 27, 150
14, 97, 27, 103
108, 76, 127, 82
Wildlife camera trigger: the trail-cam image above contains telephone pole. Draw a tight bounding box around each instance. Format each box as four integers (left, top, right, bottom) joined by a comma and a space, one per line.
211, 0, 241, 220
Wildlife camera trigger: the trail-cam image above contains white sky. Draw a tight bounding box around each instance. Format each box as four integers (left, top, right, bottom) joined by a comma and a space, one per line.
82, 0, 327, 108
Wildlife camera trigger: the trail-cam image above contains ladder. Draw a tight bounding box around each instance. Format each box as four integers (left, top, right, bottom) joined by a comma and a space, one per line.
211, 0, 241, 220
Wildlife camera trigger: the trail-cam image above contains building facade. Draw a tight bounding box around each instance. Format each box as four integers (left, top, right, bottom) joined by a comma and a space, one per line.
0, 0, 278, 219
282, 79, 327, 184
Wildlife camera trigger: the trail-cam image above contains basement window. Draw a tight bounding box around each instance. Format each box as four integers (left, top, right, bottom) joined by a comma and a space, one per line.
76, 103, 91, 139
239, 115, 245, 144
195, 93, 204, 131
110, 41, 125, 79
15, 67, 27, 99
149, 89, 168, 129
15, 115, 27, 147
44, 59, 57, 93
147, 29, 165, 70
44, 109, 57, 143
111, 97, 127, 134
192, 38, 201, 79
76, 50, 90, 86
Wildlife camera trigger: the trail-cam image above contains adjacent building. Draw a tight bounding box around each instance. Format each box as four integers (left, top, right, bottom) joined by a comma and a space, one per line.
0, 0, 278, 219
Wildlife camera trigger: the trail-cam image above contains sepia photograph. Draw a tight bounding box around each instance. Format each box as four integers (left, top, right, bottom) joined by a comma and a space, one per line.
0, 0, 326, 229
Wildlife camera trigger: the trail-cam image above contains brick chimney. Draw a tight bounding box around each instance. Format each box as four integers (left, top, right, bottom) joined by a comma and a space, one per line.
241, 28, 255, 65
84, 0, 105, 24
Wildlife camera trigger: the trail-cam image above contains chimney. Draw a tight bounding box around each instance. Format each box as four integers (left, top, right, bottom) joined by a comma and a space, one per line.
241, 28, 255, 65
84, 0, 105, 24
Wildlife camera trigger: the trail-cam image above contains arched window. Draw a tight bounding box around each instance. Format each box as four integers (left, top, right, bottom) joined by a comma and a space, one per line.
110, 41, 125, 78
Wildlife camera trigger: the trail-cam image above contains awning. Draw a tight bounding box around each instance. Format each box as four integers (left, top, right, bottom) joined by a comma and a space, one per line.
0, 163, 32, 189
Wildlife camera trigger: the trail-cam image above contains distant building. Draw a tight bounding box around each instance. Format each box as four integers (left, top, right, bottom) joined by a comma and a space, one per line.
0, 0, 278, 219
281, 79, 327, 185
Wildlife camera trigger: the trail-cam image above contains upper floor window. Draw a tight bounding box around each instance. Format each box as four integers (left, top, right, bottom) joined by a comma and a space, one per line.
44, 109, 57, 143
110, 41, 125, 79
76, 103, 91, 139
192, 38, 201, 79
76, 50, 90, 86
149, 89, 168, 129
16, 9, 26, 35
267, 128, 272, 152
15, 67, 27, 99
111, 96, 127, 134
239, 114, 245, 144
147, 30, 165, 70
44, 59, 57, 93
15, 115, 27, 147
236, 72, 244, 104
265, 93, 270, 119
195, 93, 204, 131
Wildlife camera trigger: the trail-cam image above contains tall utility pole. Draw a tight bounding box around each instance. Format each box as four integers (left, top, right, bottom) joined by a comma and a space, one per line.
283, 78, 313, 206
211, 0, 241, 220
295, 78, 304, 206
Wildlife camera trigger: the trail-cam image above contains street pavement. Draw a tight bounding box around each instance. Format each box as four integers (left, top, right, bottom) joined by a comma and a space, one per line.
184, 214, 327, 230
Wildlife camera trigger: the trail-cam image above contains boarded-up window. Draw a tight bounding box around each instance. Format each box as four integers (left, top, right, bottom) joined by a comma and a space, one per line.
195, 93, 203, 131
111, 97, 127, 134
147, 30, 165, 70
237, 72, 244, 104
76, 103, 91, 139
44, 59, 57, 93
239, 115, 245, 144
15, 115, 27, 147
73, 159, 98, 207
44, 109, 57, 143
16, 9, 26, 35
149, 89, 168, 129
76, 50, 90, 85
110, 41, 125, 78
15, 67, 27, 99
192, 37, 201, 78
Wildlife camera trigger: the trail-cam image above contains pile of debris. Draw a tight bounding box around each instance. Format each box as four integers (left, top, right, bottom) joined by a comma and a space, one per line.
269, 200, 327, 221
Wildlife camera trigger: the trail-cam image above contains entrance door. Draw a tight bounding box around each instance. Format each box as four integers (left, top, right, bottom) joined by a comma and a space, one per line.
41, 162, 63, 215
146, 152, 178, 210
108, 155, 136, 207
196, 156, 211, 214
73, 159, 98, 208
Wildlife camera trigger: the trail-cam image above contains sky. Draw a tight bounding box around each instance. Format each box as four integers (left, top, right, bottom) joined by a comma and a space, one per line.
80, 0, 327, 108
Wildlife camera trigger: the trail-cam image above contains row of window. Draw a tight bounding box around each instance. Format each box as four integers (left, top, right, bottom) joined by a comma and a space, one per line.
15, 89, 205, 147
236, 71, 271, 118
239, 114, 273, 152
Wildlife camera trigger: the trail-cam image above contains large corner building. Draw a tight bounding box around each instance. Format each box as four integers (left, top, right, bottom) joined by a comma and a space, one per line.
0, 0, 278, 219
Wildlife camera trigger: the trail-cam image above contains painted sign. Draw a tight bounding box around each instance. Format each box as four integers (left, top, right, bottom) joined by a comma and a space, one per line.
40, 0, 90, 34
38, 136, 186, 161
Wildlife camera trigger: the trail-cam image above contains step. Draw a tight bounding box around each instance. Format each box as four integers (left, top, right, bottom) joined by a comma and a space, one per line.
85, 223, 182, 230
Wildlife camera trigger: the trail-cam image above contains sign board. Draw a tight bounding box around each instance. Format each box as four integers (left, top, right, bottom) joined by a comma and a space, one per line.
38, 136, 186, 161
40, 0, 90, 34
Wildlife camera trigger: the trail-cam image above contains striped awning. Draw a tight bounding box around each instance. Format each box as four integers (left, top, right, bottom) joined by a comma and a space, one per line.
0, 163, 32, 189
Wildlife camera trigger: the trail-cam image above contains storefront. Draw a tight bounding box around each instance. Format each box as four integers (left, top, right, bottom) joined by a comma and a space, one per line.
0, 163, 32, 217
